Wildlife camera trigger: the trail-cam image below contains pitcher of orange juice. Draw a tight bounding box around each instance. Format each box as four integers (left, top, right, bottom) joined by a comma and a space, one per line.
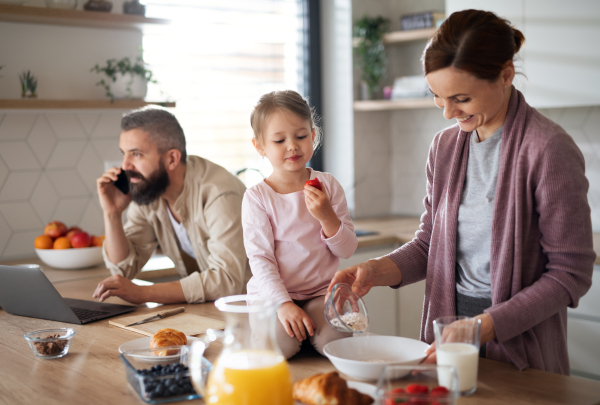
190, 295, 293, 405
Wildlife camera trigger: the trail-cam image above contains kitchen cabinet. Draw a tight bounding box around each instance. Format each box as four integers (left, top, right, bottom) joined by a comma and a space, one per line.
446, 0, 600, 108
338, 243, 425, 339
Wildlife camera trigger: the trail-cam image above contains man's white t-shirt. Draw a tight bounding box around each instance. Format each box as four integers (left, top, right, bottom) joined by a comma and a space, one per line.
167, 205, 196, 259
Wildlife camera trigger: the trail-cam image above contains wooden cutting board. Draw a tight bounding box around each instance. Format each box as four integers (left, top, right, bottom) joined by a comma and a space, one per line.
109, 312, 226, 337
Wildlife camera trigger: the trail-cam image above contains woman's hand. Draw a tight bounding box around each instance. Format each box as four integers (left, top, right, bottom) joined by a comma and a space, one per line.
421, 313, 497, 364
327, 261, 377, 299
304, 184, 341, 238
326, 257, 402, 300
277, 302, 316, 341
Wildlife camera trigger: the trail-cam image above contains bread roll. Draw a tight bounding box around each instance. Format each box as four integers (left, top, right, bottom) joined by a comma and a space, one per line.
150, 328, 187, 356
293, 371, 373, 405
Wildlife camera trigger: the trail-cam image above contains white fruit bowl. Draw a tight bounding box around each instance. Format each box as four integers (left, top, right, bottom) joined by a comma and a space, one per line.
35, 246, 104, 270
323, 335, 429, 381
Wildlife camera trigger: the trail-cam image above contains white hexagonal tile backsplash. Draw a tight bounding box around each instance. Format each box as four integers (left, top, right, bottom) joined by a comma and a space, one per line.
0, 110, 123, 260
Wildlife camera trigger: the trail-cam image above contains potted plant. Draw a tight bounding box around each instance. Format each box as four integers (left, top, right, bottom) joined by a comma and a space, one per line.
353, 15, 390, 100
91, 56, 156, 101
19, 70, 38, 98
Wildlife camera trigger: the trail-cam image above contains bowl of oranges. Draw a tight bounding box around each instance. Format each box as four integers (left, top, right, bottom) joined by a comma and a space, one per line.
34, 221, 105, 270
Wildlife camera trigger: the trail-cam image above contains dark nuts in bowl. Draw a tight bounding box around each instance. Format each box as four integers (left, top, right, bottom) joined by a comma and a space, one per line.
24, 328, 76, 359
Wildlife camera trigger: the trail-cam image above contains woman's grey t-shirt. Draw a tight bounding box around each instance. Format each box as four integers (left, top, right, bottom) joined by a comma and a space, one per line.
456, 126, 503, 299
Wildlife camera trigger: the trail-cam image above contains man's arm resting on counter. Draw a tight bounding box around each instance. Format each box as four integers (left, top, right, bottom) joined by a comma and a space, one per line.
103, 212, 130, 264
94, 274, 186, 304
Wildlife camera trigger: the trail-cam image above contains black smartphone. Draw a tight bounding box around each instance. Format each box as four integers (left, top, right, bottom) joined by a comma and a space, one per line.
113, 170, 130, 195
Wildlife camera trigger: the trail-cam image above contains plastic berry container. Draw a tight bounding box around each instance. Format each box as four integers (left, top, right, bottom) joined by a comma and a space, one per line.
120, 345, 212, 404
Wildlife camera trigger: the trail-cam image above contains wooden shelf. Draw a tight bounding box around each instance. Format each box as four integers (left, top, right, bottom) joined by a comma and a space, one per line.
354, 98, 436, 111
383, 28, 437, 44
353, 28, 437, 47
0, 99, 176, 109
0, 4, 170, 30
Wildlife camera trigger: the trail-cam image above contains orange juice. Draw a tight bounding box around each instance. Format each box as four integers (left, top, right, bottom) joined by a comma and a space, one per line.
205, 350, 293, 405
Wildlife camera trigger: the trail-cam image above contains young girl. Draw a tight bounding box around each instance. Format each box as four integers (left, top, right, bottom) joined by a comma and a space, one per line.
243, 90, 358, 359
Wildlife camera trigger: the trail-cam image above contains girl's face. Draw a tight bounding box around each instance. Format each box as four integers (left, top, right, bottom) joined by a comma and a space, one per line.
426, 65, 514, 139
254, 109, 315, 175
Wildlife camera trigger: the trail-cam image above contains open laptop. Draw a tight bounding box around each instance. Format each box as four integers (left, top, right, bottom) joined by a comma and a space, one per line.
0, 265, 136, 324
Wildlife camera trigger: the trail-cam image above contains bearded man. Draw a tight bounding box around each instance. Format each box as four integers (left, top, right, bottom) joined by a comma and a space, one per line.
93, 107, 248, 304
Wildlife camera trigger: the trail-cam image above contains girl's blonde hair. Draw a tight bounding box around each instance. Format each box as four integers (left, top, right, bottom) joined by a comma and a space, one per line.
250, 90, 322, 151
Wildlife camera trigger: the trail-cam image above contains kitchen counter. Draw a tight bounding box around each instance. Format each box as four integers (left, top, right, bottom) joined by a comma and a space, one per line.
354, 216, 600, 265
1, 264, 600, 405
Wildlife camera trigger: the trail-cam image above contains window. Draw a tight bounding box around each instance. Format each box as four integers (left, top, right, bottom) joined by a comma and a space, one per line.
144, 0, 309, 185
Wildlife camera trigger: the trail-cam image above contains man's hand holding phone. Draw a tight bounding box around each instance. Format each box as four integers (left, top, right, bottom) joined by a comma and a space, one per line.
97, 167, 132, 218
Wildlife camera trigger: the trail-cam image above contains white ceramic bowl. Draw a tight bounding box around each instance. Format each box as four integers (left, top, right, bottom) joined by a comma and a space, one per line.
35, 246, 104, 270
323, 335, 429, 381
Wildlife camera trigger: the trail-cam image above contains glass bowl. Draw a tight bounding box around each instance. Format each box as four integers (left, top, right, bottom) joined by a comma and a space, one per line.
324, 283, 369, 333
23, 328, 76, 359
120, 346, 212, 404
376, 364, 460, 405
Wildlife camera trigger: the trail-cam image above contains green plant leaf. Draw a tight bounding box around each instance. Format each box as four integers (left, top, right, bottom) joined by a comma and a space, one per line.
354, 15, 390, 94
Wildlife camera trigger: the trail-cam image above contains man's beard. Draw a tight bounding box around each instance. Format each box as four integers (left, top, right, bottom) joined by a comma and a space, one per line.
125, 162, 170, 206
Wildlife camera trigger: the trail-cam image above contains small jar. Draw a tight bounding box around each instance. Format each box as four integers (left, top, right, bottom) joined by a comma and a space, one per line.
83, 0, 112, 12
123, 0, 145, 16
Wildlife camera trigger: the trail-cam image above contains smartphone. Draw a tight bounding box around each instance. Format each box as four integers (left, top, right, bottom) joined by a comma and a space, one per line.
113, 170, 129, 195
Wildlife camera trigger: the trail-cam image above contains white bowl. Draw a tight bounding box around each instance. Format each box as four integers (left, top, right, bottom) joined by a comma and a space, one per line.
323, 335, 429, 381
35, 246, 104, 270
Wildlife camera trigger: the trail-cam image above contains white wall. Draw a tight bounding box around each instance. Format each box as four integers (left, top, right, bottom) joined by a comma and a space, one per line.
0, 1, 142, 99
446, 0, 600, 108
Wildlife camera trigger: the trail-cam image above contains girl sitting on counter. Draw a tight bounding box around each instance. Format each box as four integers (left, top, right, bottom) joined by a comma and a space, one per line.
242, 90, 358, 359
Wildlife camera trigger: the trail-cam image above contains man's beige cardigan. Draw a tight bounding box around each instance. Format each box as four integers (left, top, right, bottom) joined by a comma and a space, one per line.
103, 155, 249, 303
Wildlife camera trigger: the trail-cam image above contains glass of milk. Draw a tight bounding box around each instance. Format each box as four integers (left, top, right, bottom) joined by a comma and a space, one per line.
433, 316, 481, 396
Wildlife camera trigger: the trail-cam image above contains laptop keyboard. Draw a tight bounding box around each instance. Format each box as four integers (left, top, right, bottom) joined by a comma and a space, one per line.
71, 307, 110, 320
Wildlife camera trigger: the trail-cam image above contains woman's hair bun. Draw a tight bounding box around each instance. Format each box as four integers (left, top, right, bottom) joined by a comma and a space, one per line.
513, 27, 525, 54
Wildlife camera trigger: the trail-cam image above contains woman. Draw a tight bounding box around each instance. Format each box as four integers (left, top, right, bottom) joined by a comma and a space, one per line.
329, 9, 595, 375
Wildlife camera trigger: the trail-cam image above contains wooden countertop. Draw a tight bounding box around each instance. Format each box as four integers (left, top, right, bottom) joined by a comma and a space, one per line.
1, 267, 600, 404
354, 216, 600, 265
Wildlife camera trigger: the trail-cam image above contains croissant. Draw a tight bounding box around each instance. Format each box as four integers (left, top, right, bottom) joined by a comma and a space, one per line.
293, 371, 374, 405
150, 328, 187, 356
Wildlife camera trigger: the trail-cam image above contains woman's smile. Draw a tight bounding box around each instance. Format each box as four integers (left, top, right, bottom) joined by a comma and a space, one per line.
457, 115, 474, 123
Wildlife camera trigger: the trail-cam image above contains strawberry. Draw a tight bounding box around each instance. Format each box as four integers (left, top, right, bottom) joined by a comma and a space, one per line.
405, 384, 429, 395
384, 388, 407, 404
430, 386, 449, 396
304, 177, 322, 191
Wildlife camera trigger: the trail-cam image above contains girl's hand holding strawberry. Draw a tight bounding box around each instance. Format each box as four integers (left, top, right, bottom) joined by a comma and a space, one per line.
304, 179, 341, 238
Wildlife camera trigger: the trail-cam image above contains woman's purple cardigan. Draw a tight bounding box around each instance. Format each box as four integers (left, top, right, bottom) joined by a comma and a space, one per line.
387, 88, 595, 375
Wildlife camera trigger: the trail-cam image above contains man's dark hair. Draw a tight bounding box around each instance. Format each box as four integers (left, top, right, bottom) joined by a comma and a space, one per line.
121, 107, 187, 163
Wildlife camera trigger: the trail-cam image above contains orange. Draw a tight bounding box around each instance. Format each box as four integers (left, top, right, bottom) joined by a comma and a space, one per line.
34, 235, 53, 249
91, 235, 105, 247
53, 236, 72, 249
